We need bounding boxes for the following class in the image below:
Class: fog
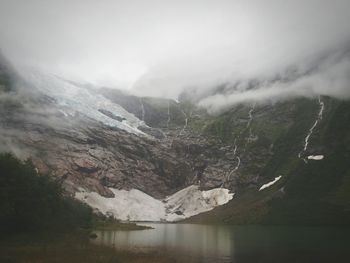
[0,0,350,112]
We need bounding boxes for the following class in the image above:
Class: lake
[92,223,350,263]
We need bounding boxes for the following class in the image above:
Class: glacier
[19,68,147,135]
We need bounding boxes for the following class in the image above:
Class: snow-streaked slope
[298,96,325,161]
[75,185,234,222]
[259,176,282,191]
[20,68,146,135]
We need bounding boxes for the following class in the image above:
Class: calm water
[92,223,350,263]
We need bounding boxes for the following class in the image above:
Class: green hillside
[187,97,350,225]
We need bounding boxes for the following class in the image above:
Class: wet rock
[89,233,98,239]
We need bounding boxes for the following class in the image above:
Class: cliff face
[1,55,349,224]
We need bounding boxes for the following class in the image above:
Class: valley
[1,53,350,226]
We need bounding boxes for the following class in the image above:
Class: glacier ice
[20,68,146,135]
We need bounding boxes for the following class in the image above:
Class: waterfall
[298,96,325,162]
[139,97,145,122]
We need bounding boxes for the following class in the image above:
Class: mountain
[1,54,349,224]
[187,96,350,225]
[0,57,238,221]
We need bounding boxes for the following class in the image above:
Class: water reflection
[93,224,233,258]
[92,224,350,263]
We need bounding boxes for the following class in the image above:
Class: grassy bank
[93,218,153,231]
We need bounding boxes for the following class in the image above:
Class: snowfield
[259,176,282,191]
[75,185,234,222]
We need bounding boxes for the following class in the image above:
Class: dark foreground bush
[0,153,93,234]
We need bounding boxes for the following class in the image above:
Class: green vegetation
[0,153,93,234]
[187,97,350,225]
[264,98,350,225]
[143,97,186,128]
[0,153,154,236]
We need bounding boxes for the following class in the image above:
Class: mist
[0,0,350,112]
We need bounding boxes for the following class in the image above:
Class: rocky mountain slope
[1,53,350,224]
[0,54,238,220]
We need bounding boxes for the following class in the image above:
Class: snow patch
[307,155,324,160]
[165,185,234,221]
[259,176,282,191]
[75,185,234,222]
[75,189,165,221]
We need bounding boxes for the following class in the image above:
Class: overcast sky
[0,0,350,110]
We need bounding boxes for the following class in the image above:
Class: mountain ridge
[1,54,349,224]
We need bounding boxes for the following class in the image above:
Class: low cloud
[198,49,350,113]
[0,0,349,112]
